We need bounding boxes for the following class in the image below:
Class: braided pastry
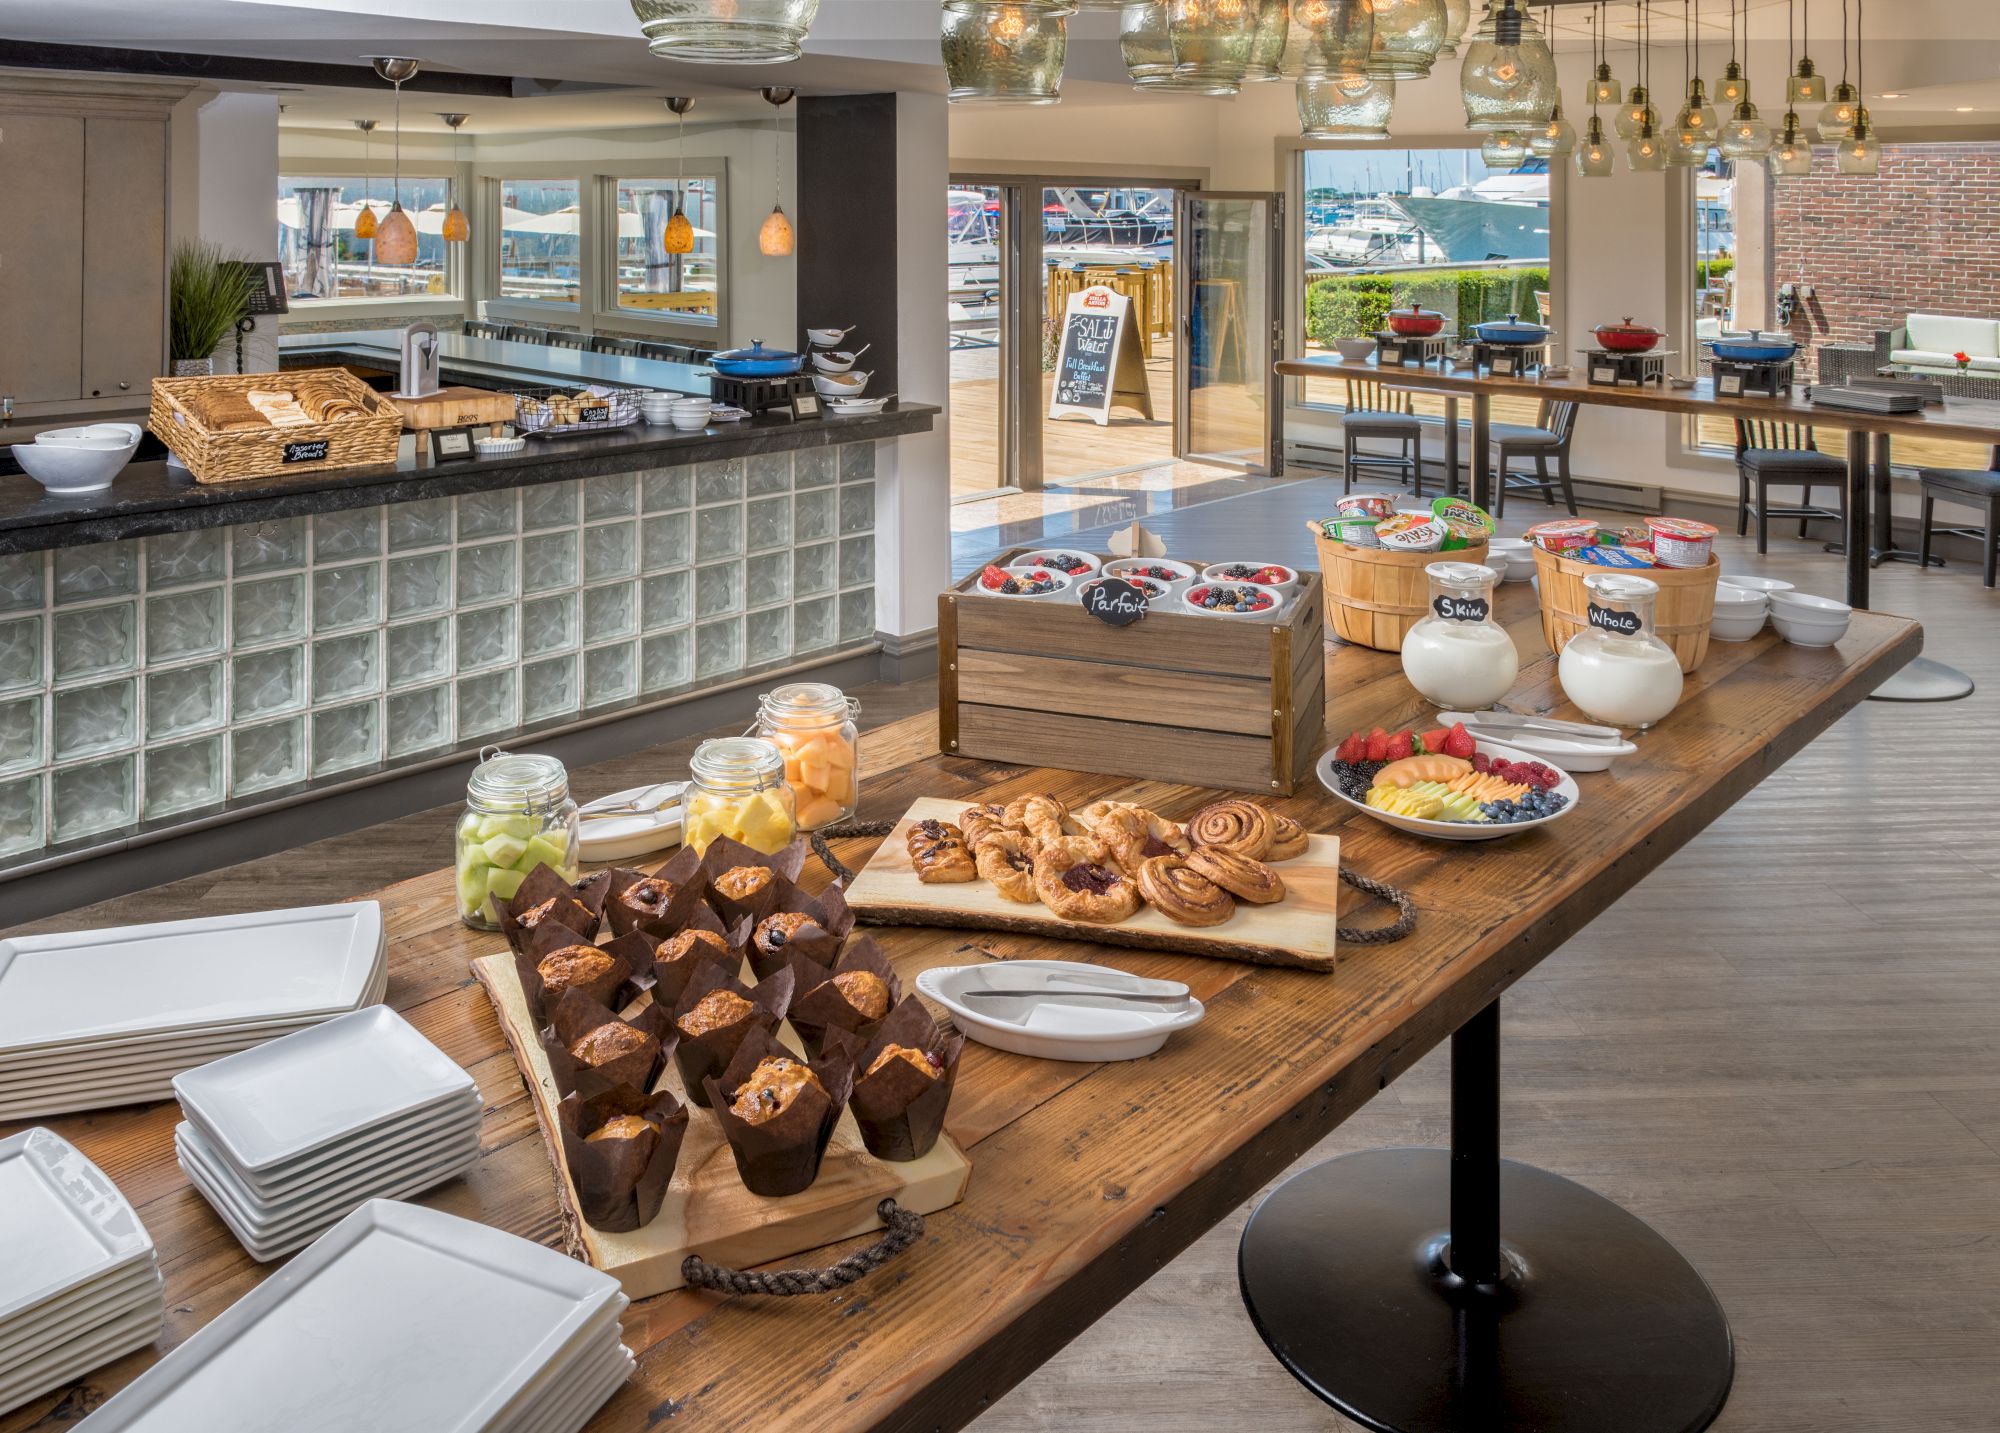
[1136,856,1237,927]
[1004,794,1069,847]
[1032,836,1140,924]
[1184,845,1286,904]
[908,818,976,883]
[973,831,1039,903]
[1186,799,1275,860]
[1267,814,1311,862]
[959,803,1009,852]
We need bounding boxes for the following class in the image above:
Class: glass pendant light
[367,58,420,268]
[1711,0,1747,105]
[1368,0,1448,81]
[1616,0,1656,138]
[1240,0,1293,81]
[351,121,379,240]
[1527,3,1573,157]
[943,1,1069,103]
[438,114,471,244]
[1787,0,1825,103]
[1720,100,1770,158]
[1460,0,1557,134]
[1772,114,1814,174]
[662,97,696,255]
[1629,118,1668,170]
[1297,71,1395,138]
[757,86,795,257]
[1169,0,1259,89]
[1122,0,1240,92]
[1834,0,1877,174]
[1574,8,1615,176]
[1815,0,1856,138]
[1481,130,1529,169]
[1676,0,1717,141]
[1279,0,1373,79]
[630,0,822,65]
[1437,0,1472,58]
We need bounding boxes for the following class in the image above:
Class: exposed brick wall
[1773,142,2000,365]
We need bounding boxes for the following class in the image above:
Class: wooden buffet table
[0,587,1919,1433]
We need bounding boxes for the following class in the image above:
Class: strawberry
[979,565,1009,591]
[1334,732,1363,764]
[1442,722,1476,760]
[1421,728,1450,754]
[1385,729,1414,761]
[1364,726,1390,763]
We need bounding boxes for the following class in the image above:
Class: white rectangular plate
[181,1091,482,1201]
[177,1123,479,1242]
[0,1266,161,1369]
[0,902,384,1054]
[0,1130,154,1324]
[79,1200,626,1431]
[174,1007,476,1173]
[0,1303,163,1414]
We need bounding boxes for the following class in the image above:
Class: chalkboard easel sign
[1048,285,1154,426]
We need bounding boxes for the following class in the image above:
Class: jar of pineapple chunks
[683,737,797,855]
[754,682,860,830]
[455,750,580,930]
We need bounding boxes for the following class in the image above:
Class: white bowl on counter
[1485,537,1537,582]
[11,424,142,494]
[1768,590,1852,647]
[1182,583,1284,619]
[1717,574,1796,598]
[809,349,867,374]
[823,396,891,416]
[811,371,871,399]
[1708,584,1769,642]
[1333,338,1377,362]
[806,326,855,348]
[984,570,1072,601]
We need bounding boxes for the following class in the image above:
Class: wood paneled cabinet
[0,78,186,412]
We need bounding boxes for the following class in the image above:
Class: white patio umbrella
[504,206,712,240]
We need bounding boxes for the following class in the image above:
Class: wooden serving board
[472,952,972,1299]
[385,386,517,431]
[844,798,1341,972]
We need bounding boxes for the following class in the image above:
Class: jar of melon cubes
[755,683,860,830]
[455,749,580,930]
[684,737,797,855]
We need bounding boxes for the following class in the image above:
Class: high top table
[0,590,1918,1433]
[1279,354,1985,701]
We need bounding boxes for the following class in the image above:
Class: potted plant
[168,240,256,377]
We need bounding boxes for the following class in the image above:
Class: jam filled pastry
[973,831,1039,903]
[1033,837,1140,923]
[1003,794,1069,847]
[1075,800,1189,875]
[1186,799,1276,861]
[1184,846,1287,904]
[1267,814,1311,862]
[1135,855,1238,927]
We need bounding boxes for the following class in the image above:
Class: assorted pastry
[915,792,1313,929]
[187,384,372,434]
[1329,722,1570,826]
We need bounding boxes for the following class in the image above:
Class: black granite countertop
[0,404,936,556]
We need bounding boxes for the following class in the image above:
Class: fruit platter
[1317,722,1579,842]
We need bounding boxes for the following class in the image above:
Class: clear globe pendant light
[1367,0,1448,81]
[1481,130,1529,169]
[1169,0,1259,89]
[1771,115,1814,175]
[1437,0,1472,58]
[1574,7,1615,176]
[1719,99,1772,158]
[630,0,822,64]
[1787,0,1825,102]
[1576,114,1616,176]
[1712,0,1748,105]
[1616,87,1658,139]
[1240,0,1293,81]
[1667,111,1707,166]
[1122,0,1240,92]
[1297,71,1395,138]
[943,1,1070,104]
[1674,0,1716,142]
[1818,81,1858,140]
[1628,118,1668,171]
[1459,0,1556,134]
[1838,106,1880,174]
[1531,97,1577,157]
[1279,0,1374,79]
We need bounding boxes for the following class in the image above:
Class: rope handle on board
[680,1199,923,1296]
[810,820,1416,946]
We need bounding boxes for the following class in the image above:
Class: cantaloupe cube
[824,772,854,805]
[796,794,842,829]
[823,739,854,775]
[800,759,831,794]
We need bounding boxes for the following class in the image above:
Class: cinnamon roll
[1135,855,1237,927]
[1267,814,1311,862]
[1186,799,1276,860]
[1184,846,1286,904]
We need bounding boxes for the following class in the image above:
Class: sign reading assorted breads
[1049,285,1154,426]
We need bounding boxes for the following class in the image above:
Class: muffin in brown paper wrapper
[836,997,963,1164]
[556,1086,689,1232]
[670,962,796,1109]
[700,1026,856,1198]
[639,906,753,1010]
[512,921,639,1024]
[540,990,676,1102]
[602,846,707,939]
[745,879,855,983]
[785,935,901,1059]
[492,862,607,954]
[699,836,809,930]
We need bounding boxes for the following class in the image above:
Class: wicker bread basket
[1308,520,1490,653]
[1532,546,1718,673]
[149,368,403,484]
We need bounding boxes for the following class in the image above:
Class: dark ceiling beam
[0,40,519,96]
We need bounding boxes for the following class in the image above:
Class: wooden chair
[1491,402,1581,518]
[1732,419,1847,554]
[544,332,589,351]
[590,335,640,357]
[463,319,505,339]
[1917,444,2000,588]
[1340,376,1426,495]
[502,324,549,344]
[636,340,697,363]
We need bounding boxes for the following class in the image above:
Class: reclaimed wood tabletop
[0,586,1919,1432]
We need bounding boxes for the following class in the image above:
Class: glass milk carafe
[1557,573,1685,729]
[1399,562,1520,709]
[683,736,797,855]
[755,682,861,831]
[455,750,581,930]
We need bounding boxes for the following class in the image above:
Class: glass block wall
[0,443,879,865]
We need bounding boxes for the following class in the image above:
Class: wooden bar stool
[1918,445,2000,588]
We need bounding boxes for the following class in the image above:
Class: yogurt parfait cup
[1200,561,1299,598]
[1013,548,1100,579]
[1647,517,1719,569]
[1102,557,1198,592]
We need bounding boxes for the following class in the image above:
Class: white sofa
[1880,313,2000,373]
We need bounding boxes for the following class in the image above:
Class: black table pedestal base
[1238,1003,1733,1433]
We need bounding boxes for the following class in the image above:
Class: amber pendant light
[664,97,696,254]
[351,120,379,239]
[758,86,796,258]
[367,57,421,267]
[439,114,471,243]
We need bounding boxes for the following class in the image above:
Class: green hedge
[1306,266,1551,345]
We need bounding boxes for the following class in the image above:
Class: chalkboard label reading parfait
[1587,602,1645,636]
[282,439,330,464]
[1083,577,1150,627]
[1432,594,1490,623]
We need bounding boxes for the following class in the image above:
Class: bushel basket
[1308,520,1489,653]
[1532,546,1718,672]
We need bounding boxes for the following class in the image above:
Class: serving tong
[1436,710,1627,745]
[957,967,1191,1015]
[577,781,685,820]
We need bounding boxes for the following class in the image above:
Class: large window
[610,178,719,324]
[498,179,582,304]
[277,175,452,302]
[1297,147,1552,425]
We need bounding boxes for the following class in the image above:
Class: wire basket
[512,384,647,436]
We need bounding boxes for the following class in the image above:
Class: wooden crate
[939,551,1326,796]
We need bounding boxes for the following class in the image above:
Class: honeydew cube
[487,866,529,901]
[475,813,537,843]
[520,833,571,874]
[456,864,494,917]
[480,832,530,870]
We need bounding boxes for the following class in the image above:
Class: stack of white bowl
[1767,589,1853,646]
[1709,582,1770,641]
[1485,537,1537,583]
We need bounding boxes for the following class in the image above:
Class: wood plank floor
[11,482,1998,1432]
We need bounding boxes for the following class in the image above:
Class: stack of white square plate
[172,1006,482,1262]
[78,1199,633,1433]
[0,903,386,1122]
[0,1129,165,1418]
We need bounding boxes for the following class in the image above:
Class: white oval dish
[11,424,141,494]
[1317,737,1581,841]
[576,784,684,863]
[916,960,1205,1062]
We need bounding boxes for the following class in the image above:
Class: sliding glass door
[1177,191,1285,475]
